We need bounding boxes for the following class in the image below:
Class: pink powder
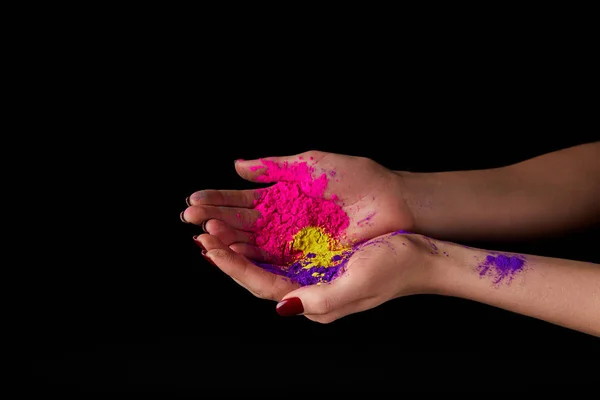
[251,159,328,198]
[250,159,349,265]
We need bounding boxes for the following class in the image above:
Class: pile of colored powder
[248,159,353,285]
[477,253,526,285]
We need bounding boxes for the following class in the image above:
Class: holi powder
[477,253,527,285]
[248,159,354,286]
[357,212,376,227]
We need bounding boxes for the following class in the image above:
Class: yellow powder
[291,226,348,269]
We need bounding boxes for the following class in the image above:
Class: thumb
[234,151,323,183]
[275,278,356,322]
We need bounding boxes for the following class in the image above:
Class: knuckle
[304,150,325,159]
[356,156,376,167]
[191,190,210,203]
[241,210,252,225]
[314,297,334,315]
[241,210,257,230]
[212,248,235,264]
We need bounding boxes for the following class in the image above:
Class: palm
[302,152,413,244]
[265,231,418,300]
[184,150,414,263]
[195,230,430,323]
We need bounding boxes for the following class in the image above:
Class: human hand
[183,151,413,263]
[194,230,438,323]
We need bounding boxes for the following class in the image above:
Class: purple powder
[251,229,411,286]
[252,248,355,286]
[252,261,288,276]
[253,258,348,286]
[477,253,526,285]
[391,230,410,235]
[357,212,376,227]
[423,237,438,252]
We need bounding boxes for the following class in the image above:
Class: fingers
[196,234,297,301]
[203,220,267,262]
[228,242,268,262]
[234,151,327,183]
[203,219,254,246]
[188,189,263,208]
[182,205,260,231]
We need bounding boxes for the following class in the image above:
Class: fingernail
[234,159,244,163]
[201,250,216,266]
[201,220,209,233]
[185,196,191,206]
[193,236,206,251]
[180,211,188,223]
[276,297,304,316]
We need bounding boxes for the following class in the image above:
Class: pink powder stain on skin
[254,159,329,198]
[250,159,349,265]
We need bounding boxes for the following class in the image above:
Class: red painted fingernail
[185,196,191,206]
[201,250,216,266]
[276,297,304,316]
[193,236,206,251]
[180,211,188,223]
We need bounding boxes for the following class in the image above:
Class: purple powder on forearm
[477,253,527,285]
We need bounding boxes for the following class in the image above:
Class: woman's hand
[195,231,436,324]
[196,230,600,335]
[183,150,413,262]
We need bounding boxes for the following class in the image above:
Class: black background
[26,27,599,394]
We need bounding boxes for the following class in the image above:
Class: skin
[399,141,600,241]
[183,151,412,261]
[183,142,600,335]
[183,143,600,254]
[183,151,414,256]
[197,232,600,336]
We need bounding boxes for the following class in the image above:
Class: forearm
[428,240,600,337]
[398,142,600,241]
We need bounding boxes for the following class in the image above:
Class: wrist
[420,239,480,296]
[393,234,471,296]
[393,170,433,234]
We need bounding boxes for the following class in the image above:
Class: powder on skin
[477,253,526,285]
[284,229,413,286]
[291,226,348,268]
[248,159,352,285]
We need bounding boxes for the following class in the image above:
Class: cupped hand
[195,231,438,323]
[182,150,414,262]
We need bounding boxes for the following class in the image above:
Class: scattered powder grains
[477,253,526,285]
[240,157,532,289]
[249,159,353,286]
